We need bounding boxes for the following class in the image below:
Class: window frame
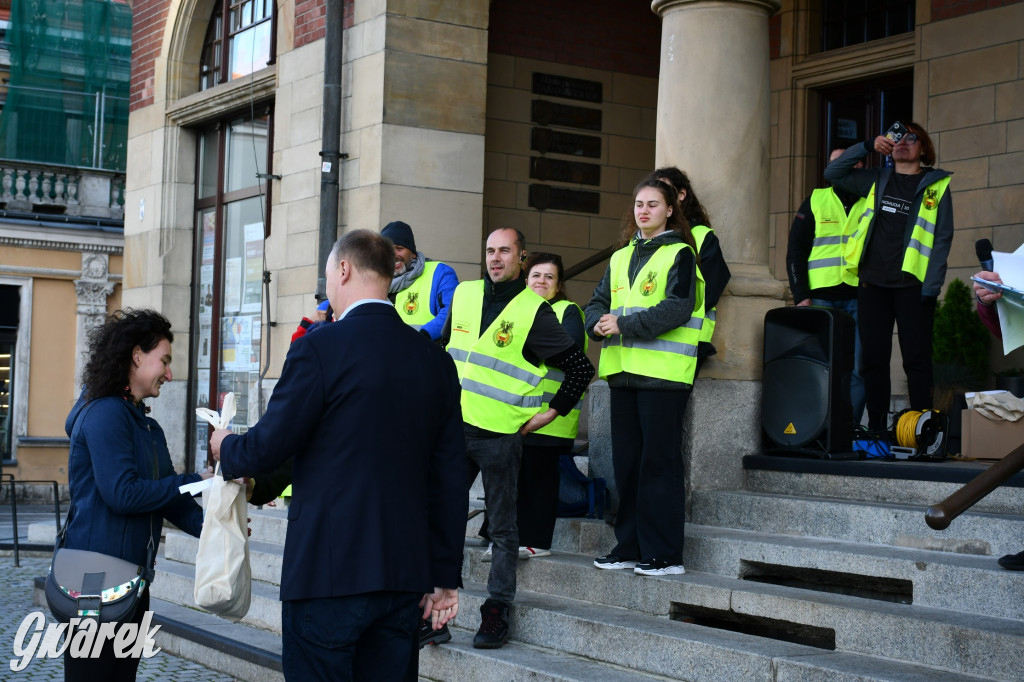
[0,276,32,466]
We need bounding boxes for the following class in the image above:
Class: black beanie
[381,221,416,252]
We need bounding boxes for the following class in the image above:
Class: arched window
[199,0,275,90]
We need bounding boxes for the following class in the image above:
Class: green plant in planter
[933,278,991,409]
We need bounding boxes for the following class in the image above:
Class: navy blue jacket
[220,302,467,601]
[64,393,204,572]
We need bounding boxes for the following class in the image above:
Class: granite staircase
[121,459,1024,680]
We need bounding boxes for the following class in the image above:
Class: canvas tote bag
[194,461,251,621]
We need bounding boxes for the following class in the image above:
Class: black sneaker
[472,598,509,649]
[418,618,452,648]
[998,550,1024,571]
[634,557,685,576]
[594,554,637,570]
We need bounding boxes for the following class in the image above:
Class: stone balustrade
[0,161,125,220]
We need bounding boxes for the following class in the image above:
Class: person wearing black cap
[382,220,459,342]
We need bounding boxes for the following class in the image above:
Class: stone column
[74,253,116,395]
[591,0,788,510]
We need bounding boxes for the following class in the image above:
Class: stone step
[684,524,1024,621]
[451,583,997,682]
[691,489,1024,557]
[151,554,283,633]
[165,532,284,586]
[465,549,1024,680]
[744,457,1024,514]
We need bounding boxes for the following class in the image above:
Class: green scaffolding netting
[0,0,132,171]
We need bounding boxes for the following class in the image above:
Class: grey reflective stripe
[618,336,698,357]
[619,306,704,331]
[409,323,424,330]
[908,239,932,257]
[465,353,544,387]
[914,215,936,236]
[448,347,469,363]
[859,207,874,222]
[812,236,843,247]
[461,379,544,408]
[808,257,843,270]
[706,309,716,322]
[541,392,583,410]
[610,306,625,316]
[544,369,565,382]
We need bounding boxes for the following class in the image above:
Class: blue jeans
[282,591,421,682]
[812,298,865,424]
[466,431,522,604]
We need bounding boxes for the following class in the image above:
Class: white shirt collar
[335,298,392,321]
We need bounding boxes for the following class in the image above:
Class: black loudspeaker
[762,306,854,458]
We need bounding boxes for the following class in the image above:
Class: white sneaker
[482,543,532,561]
[521,546,551,558]
[634,558,685,576]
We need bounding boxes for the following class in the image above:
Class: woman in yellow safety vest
[512,252,587,558]
[585,179,705,577]
[824,123,953,430]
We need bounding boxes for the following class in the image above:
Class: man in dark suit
[210,230,467,681]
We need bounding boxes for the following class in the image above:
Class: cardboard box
[961,409,1024,460]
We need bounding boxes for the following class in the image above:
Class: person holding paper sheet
[825,122,954,430]
[63,309,212,681]
[972,271,1024,571]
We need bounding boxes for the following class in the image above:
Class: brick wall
[932,0,1022,22]
[131,0,169,110]
[488,0,660,79]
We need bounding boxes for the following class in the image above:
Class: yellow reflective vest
[395,261,441,331]
[807,188,863,290]
[843,176,951,285]
[690,224,717,345]
[534,300,587,440]
[598,240,705,386]
[447,281,547,433]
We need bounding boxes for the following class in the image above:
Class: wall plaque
[531,100,602,131]
[530,157,600,186]
[528,184,600,214]
[531,128,601,158]
[532,73,603,103]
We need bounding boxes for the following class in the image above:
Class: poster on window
[199,264,214,314]
[198,313,212,370]
[224,257,242,312]
[242,222,264,313]
[221,316,253,371]
[202,213,216,265]
[248,372,262,426]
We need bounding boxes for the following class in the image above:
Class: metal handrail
[563,243,617,282]
[1,473,62,567]
[925,443,1024,530]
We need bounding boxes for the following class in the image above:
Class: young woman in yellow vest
[585,179,705,577]
[650,167,731,376]
[512,252,588,558]
[824,123,953,430]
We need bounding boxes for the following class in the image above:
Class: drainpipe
[317,0,345,301]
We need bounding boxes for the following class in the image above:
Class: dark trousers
[465,432,522,604]
[609,387,690,564]
[858,283,935,429]
[281,591,421,682]
[64,588,149,682]
[516,443,571,549]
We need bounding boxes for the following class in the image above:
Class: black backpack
[556,454,606,519]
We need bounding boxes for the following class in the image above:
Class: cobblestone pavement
[0,556,236,681]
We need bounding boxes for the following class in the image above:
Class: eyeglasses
[898,133,919,145]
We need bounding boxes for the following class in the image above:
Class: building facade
[106,0,1024,481]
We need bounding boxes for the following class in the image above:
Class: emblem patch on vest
[640,270,658,296]
[403,292,419,316]
[923,188,938,211]
[493,320,514,347]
